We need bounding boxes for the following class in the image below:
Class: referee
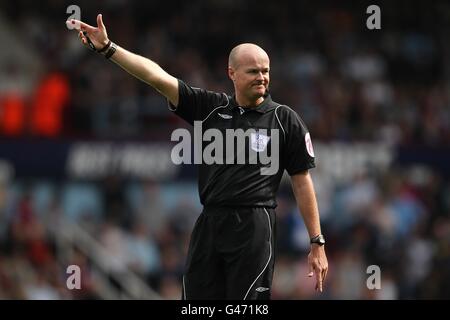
[70,14,328,300]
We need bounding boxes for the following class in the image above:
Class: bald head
[227,43,270,107]
[228,43,269,70]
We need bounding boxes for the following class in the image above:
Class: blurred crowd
[0,0,449,144]
[1,165,449,299]
[0,0,449,299]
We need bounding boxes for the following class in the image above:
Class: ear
[228,67,235,81]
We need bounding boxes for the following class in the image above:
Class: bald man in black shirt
[70,14,328,300]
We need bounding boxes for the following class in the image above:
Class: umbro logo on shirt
[255,287,270,292]
[218,113,233,119]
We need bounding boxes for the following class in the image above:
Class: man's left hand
[307,245,328,292]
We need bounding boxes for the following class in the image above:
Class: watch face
[311,235,325,245]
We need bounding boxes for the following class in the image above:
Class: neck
[235,94,265,108]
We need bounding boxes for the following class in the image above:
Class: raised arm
[67,14,179,106]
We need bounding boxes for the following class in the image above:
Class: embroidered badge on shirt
[251,131,271,152]
[305,132,315,157]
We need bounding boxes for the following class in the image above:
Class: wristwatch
[310,234,325,246]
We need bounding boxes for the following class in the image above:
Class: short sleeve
[168,79,226,126]
[281,107,316,175]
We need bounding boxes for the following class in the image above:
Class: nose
[256,72,264,81]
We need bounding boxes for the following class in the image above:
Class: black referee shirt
[169,79,315,208]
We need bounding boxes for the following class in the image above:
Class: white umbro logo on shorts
[218,113,233,119]
[255,287,270,292]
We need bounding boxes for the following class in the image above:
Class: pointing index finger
[315,267,323,292]
[66,19,96,33]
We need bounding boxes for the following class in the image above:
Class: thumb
[308,264,314,277]
[97,14,105,30]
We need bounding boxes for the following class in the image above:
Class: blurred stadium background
[0,0,449,299]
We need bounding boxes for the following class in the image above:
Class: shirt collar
[230,91,277,114]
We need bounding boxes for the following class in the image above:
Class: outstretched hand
[67,14,109,50]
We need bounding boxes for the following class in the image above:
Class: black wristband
[104,42,117,59]
[97,40,111,53]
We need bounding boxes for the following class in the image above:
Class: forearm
[291,171,322,238]
[72,16,179,105]
[111,46,162,87]
[109,45,178,104]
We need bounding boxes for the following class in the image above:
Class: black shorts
[182,206,276,300]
